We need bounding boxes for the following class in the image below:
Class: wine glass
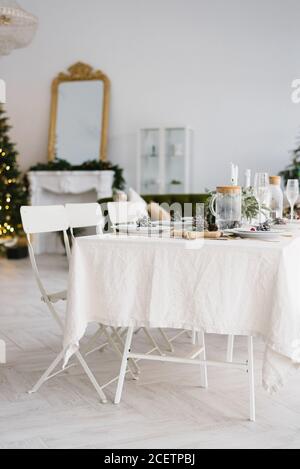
[286,179,299,221]
[254,172,270,224]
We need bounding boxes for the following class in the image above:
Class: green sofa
[99,193,210,217]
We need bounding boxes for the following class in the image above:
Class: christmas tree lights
[0,104,27,240]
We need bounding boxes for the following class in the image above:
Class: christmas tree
[0,104,27,241]
[279,135,300,183]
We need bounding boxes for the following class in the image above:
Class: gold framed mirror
[48,62,110,163]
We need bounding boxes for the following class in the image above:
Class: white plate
[270,224,289,231]
[152,220,172,227]
[172,221,193,228]
[152,220,193,228]
[284,221,300,231]
[117,224,169,234]
[229,229,282,239]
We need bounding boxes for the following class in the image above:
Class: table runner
[64,234,300,393]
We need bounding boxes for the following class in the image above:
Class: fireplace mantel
[28,170,114,254]
[28,170,114,203]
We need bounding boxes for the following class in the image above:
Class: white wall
[1,0,300,192]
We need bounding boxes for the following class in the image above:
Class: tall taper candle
[244,169,251,188]
[231,163,235,185]
[235,165,239,185]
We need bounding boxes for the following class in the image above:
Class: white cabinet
[137,127,193,195]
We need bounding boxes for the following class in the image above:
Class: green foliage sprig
[29,158,126,191]
[279,138,300,184]
[205,187,267,223]
[242,187,260,220]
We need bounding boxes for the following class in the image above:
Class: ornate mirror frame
[48,62,110,162]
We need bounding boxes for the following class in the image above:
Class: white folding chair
[108,202,205,353]
[65,203,140,377]
[65,202,104,238]
[115,328,255,421]
[65,202,105,354]
[21,205,107,403]
[107,201,169,355]
[107,201,148,233]
[106,202,204,358]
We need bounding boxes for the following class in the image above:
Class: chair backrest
[65,203,104,235]
[107,202,148,226]
[20,206,70,321]
[21,205,68,234]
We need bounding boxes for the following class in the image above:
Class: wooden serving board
[172,230,222,240]
[204,231,222,239]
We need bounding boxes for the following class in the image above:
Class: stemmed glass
[254,172,270,224]
[286,179,299,221]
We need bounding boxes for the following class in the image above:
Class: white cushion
[148,202,171,221]
[113,191,128,202]
[128,188,147,207]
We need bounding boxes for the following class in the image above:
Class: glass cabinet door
[165,128,187,194]
[139,129,160,194]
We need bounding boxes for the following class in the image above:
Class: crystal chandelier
[0,0,38,56]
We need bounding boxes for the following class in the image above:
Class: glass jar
[269,176,283,220]
[210,186,242,230]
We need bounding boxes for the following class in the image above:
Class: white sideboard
[28,170,114,254]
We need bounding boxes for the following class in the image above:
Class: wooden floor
[0,254,300,449]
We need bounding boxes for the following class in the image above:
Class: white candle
[244,169,251,188]
[230,163,235,185]
[235,165,239,185]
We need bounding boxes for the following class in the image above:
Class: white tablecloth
[64,234,300,393]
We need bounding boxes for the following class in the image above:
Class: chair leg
[29,350,65,394]
[92,327,125,356]
[114,327,134,404]
[142,328,164,356]
[227,335,235,362]
[102,327,138,380]
[75,351,107,404]
[192,330,197,345]
[198,330,208,389]
[158,328,174,352]
[29,348,107,404]
[83,326,106,356]
[111,327,140,375]
[247,336,256,422]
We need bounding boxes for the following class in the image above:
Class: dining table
[63,231,300,400]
